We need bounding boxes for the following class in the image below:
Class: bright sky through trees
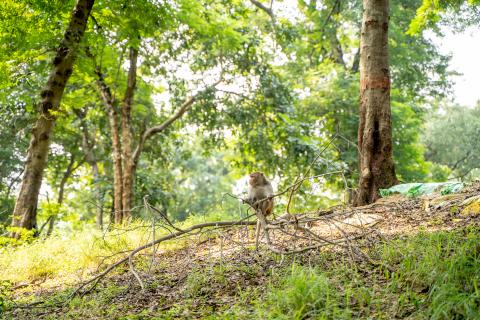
[430,27,480,106]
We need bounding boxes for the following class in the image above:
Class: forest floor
[4,182,480,319]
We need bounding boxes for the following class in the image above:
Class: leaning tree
[11,0,95,232]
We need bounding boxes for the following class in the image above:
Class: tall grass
[0,210,246,286]
[0,224,151,285]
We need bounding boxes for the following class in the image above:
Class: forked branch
[132,77,223,166]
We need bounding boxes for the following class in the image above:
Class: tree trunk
[93,45,218,225]
[109,202,115,227]
[351,47,360,73]
[355,0,397,206]
[95,68,124,224]
[91,162,104,230]
[121,47,138,222]
[47,154,77,236]
[94,47,138,224]
[328,1,345,66]
[11,0,95,232]
[76,108,104,230]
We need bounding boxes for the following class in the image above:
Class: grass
[253,265,351,319]
[2,223,480,319]
[0,224,150,286]
[222,227,480,319]
[0,210,244,287]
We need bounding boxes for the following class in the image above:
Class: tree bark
[47,154,77,236]
[76,108,104,230]
[355,0,397,206]
[91,162,104,229]
[92,47,220,225]
[328,1,345,66]
[121,47,138,222]
[94,47,138,224]
[11,0,95,232]
[351,47,360,73]
[95,68,124,224]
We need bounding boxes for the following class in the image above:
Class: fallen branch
[71,219,256,298]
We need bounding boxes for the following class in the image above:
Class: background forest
[1,0,480,319]
[1,0,478,233]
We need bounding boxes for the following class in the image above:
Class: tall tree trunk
[351,47,360,73]
[95,69,124,224]
[328,1,345,66]
[91,162,104,229]
[47,154,77,236]
[355,0,397,206]
[11,0,95,232]
[76,108,104,230]
[93,45,219,226]
[121,47,138,222]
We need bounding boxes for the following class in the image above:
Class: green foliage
[0,226,36,246]
[390,0,452,98]
[408,0,480,34]
[0,0,470,235]
[1,1,479,318]
[0,0,73,89]
[391,97,430,182]
[423,104,480,180]
[0,280,12,314]
[272,0,452,187]
[0,104,31,224]
[135,140,246,222]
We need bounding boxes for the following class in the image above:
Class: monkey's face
[249,172,266,187]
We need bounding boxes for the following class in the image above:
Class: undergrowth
[2,226,480,319]
[0,211,242,287]
[224,227,480,320]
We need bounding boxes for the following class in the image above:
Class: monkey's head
[249,171,268,187]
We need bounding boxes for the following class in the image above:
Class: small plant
[184,269,209,298]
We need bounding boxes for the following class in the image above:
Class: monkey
[247,172,274,249]
[248,171,274,216]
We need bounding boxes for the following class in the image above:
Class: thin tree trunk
[47,154,77,236]
[93,46,219,226]
[351,47,360,73]
[95,68,124,224]
[11,0,95,233]
[329,34,345,66]
[355,0,397,206]
[109,202,115,228]
[328,1,345,66]
[91,162,104,229]
[76,108,104,230]
[121,47,138,222]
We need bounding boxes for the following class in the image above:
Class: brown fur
[248,172,274,216]
[248,172,274,249]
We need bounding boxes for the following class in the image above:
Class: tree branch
[132,78,222,166]
[71,219,256,297]
[250,0,274,19]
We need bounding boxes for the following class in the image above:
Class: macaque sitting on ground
[247,172,274,249]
